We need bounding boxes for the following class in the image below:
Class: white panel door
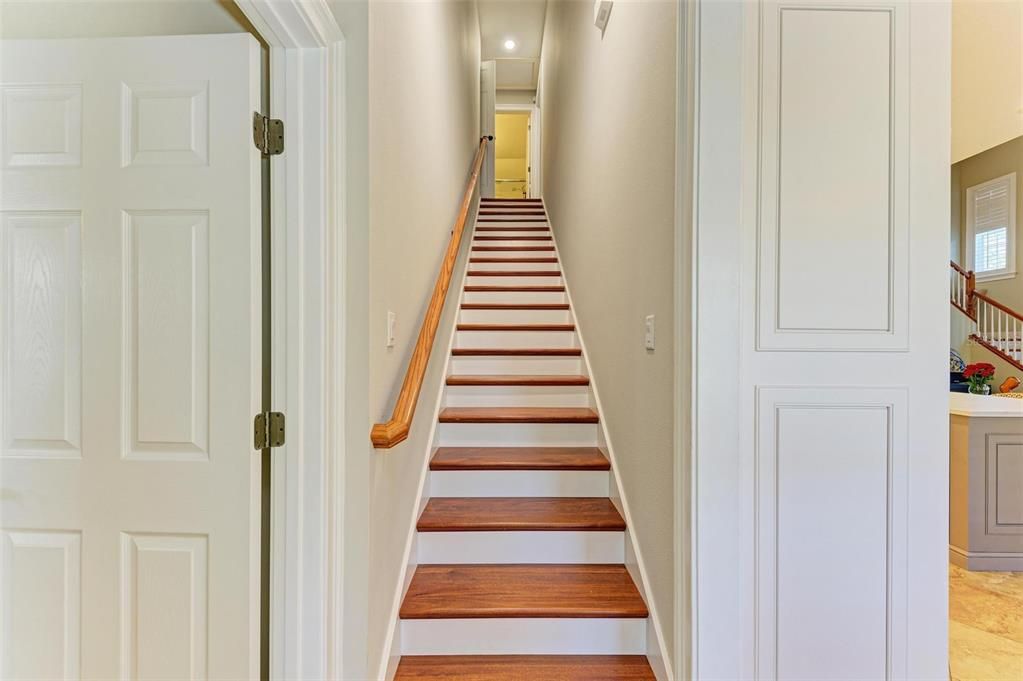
[0,35,261,680]
[694,1,949,679]
[481,60,497,198]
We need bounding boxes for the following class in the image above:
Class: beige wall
[952,0,1023,162]
[538,0,677,669]
[953,135,1023,384]
[364,1,481,676]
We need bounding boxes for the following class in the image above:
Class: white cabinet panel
[756,387,907,681]
[757,3,909,350]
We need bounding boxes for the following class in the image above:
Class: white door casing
[0,34,261,680]
[692,1,950,679]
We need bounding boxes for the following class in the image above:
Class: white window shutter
[967,172,1017,279]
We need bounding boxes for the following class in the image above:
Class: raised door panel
[1,212,82,459]
[120,534,208,681]
[1,530,82,680]
[0,84,82,168]
[122,210,209,461]
[757,2,909,350]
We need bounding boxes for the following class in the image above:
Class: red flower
[964,363,996,379]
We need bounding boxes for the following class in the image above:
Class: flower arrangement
[963,362,996,395]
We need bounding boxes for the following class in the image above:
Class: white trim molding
[234,1,348,678]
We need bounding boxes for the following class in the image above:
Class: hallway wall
[538,0,678,671]
[365,1,482,676]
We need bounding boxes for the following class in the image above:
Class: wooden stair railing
[371,136,491,448]
[950,261,1023,372]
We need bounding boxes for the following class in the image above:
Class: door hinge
[254,411,286,449]
[253,112,284,156]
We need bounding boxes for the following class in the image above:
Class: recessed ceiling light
[503,39,517,51]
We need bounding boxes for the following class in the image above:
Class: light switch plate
[594,0,613,32]
[644,314,655,351]
[386,311,396,348]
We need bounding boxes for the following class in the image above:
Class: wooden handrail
[370,137,490,448]
[950,259,970,276]
[973,290,1023,321]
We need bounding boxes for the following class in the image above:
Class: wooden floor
[394,655,656,680]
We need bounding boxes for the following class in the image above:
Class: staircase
[950,261,1023,371]
[393,197,657,679]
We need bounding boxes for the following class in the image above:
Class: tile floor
[950,564,1023,681]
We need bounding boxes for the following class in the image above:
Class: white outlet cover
[644,314,655,351]
[386,311,396,348]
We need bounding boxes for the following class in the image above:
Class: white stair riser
[470,250,556,259]
[469,261,560,271]
[444,385,591,408]
[400,618,647,655]
[417,531,625,564]
[449,356,585,374]
[473,240,554,248]
[467,276,562,287]
[462,291,567,305]
[454,331,577,348]
[476,221,550,228]
[459,308,572,324]
[473,231,551,239]
[429,469,608,496]
[437,422,598,447]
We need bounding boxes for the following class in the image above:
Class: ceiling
[478,0,547,90]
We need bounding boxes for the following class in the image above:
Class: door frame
[674,0,698,679]
[495,102,541,198]
[233,1,347,678]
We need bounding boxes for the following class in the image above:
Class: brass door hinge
[253,113,284,156]
[254,411,286,450]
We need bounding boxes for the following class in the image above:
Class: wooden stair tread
[461,303,569,310]
[472,246,555,251]
[457,323,575,331]
[431,446,610,471]
[439,407,598,423]
[475,236,553,241]
[446,374,589,386]
[464,285,565,292]
[418,498,625,532]
[476,226,550,231]
[394,655,655,680]
[478,217,549,222]
[399,564,647,619]
[470,257,559,263]
[478,211,547,215]
[451,348,581,356]
[467,270,561,276]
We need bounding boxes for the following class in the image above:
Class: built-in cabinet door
[0,34,261,680]
[695,1,949,679]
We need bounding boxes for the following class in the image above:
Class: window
[966,172,1017,281]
